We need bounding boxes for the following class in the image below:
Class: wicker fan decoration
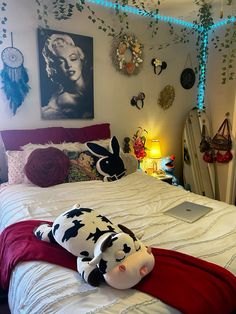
[158,85,175,110]
[1,32,30,115]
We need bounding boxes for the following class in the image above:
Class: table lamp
[147,139,163,175]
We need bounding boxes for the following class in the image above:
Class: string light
[211,16,236,29]
[86,0,236,110]
[86,0,200,29]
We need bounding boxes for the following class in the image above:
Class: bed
[0,123,236,314]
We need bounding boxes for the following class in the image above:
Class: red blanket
[1,220,236,314]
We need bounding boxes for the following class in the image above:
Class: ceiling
[127,0,236,23]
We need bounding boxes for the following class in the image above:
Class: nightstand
[150,173,173,185]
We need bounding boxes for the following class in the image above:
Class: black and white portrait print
[38,28,94,120]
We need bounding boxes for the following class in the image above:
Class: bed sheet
[1,172,236,314]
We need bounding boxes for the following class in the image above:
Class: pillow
[1,127,66,150]
[65,123,110,143]
[6,151,26,184]
[5,139,111,185]
[86,136,126,181]
[120,152,138,175]
[0,124,110,150]
[24,147,70,187]
[64,150,103,182]
[21,139,111,154]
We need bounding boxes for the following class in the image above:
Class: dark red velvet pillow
[24,147,70,187]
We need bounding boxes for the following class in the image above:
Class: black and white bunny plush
[86,136,126,181]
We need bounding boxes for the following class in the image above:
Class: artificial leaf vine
[0,0,235,87]
[0,1,7,45]
[211,22,236,84]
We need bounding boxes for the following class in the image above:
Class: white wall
[0,0,198,182]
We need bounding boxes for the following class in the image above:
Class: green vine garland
[1,0,235,85]
[211,22,236,84]
[0,2,7,45]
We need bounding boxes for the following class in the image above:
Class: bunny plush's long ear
[109,136,120,155]
[86,142,111,158]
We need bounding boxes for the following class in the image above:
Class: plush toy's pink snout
[104,245,155,290]
[119,264,148,277]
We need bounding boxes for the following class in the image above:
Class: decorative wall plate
[112,33,143,76]
[180,68,196,89]
[158,85,175,110]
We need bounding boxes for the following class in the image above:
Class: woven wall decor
[158,85,175,110]
[111,33,143,76]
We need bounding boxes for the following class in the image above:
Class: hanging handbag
[199,124,210,153]
[210,118,232,151]
[203,149,216,163]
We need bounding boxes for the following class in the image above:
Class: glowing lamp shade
[149,140,162,159]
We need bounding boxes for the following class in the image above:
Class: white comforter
[1,172,236,314]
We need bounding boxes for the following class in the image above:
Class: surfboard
[182,107,216,199]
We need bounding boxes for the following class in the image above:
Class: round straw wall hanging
[158,85,175,110]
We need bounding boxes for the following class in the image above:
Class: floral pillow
[64,150,103,182]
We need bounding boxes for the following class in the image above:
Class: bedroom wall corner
[0,0,199,182]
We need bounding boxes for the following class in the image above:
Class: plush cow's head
[88,226,155,289]
[104,243,155,289]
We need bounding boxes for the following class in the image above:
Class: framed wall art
[37,28,94,120]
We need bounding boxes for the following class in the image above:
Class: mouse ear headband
[151,58,167,75]
[130,92,145,110]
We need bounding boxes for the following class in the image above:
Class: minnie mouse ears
[151,58,167,75]
[130,92,145,110]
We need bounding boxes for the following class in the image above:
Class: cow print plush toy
[34,204,155,289]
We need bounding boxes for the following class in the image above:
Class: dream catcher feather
[1,32,30,115]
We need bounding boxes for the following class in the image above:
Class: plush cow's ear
[118,224,136,241]
[100,234,113,252]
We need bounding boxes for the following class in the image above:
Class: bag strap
[201,124,206,139]
[213,118,231,140]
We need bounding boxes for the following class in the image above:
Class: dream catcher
[1,32,30,115]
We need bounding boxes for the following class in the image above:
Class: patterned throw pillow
[6,151,26,184]
[64,150,102,182]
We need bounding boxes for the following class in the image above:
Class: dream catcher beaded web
[1,32,30,115]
